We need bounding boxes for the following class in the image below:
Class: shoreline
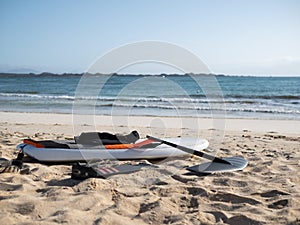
[1,111,299,135]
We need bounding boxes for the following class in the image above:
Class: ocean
[0,73,299,119]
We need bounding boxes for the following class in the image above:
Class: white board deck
[17,138,209,162]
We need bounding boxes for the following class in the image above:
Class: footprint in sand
[226,215,261,225]
[171,174,195,183]
[212,178,248,188]
[138,201,160,214]
[0,195,19,201]
[186,186,208,197]
[209,192,261,205]
[15,202,35,215]
[205,211,227,223]
[258,190,289,198]
[253,190,290,210]
[205,212,261,225]
[268,199,289,209]
[0,182,23,191]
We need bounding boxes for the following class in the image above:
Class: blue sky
[0,0,299,75]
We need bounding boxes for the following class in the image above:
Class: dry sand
[0,112,299,225]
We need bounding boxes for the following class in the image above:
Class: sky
[0,0,299,75]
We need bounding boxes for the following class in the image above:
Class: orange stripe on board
[105,144,134,149]
[23,139,44,148]
[105,139,156,149]
[133,139,155,147]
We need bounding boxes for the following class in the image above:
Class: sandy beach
[0,112,299,225]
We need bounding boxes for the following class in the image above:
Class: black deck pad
[74,130,140,145]
[24,130,141,149]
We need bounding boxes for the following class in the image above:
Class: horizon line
[0,72,299,77]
